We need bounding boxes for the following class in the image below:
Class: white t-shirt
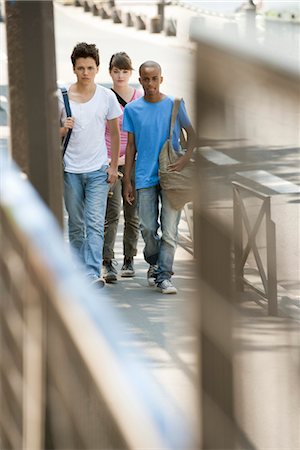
[58,84,122,173]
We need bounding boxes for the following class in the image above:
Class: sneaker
[120,256,135,277]
[147,264,157,287]
[156,279,177,294]
[90,277,105,289]
[102,259,118,283]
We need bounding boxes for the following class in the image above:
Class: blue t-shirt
[123,96,191,190]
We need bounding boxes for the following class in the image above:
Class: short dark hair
[71,42,100,67]
[139,60,161,76]
[109,52,133,71]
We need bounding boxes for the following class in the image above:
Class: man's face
[73,57,99,84]
[139,66,163,98]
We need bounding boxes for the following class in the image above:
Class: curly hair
[71,42,100,67]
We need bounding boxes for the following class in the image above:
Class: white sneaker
[157,279,177,294]
[147,264,157,286]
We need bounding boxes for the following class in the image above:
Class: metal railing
[0,158,196,449]
[233,181,278,316]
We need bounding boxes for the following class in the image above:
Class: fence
[0,157,195,449]
[233,181,278,316]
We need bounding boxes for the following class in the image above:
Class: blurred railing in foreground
[0,156,196,449]
[191,14,299,450]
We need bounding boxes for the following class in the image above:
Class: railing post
[266,200,278,316]
[195,212,236,449]
[233,185,244,293]
[232,182,278,315]
[5,0,63,227]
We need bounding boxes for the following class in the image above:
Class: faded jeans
[137,184,181,284]
[64,167,109,279]
[103,164,139,260]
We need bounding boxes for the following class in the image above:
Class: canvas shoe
[120,256,135,277]
[102,259,118,283]
[156,279,177,294]
[147,264,157,286]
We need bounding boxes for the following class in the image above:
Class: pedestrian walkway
[63,205,200,424]
[96,209,300,450]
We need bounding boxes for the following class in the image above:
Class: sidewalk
[100,210,300,450]
[65,207,200,427]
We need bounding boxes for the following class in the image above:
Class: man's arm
[124,132,136,205]
[106,118,120,184]
[168,124,197,172]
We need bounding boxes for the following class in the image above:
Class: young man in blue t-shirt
[123,60,196,294]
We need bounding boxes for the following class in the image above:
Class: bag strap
[61,87,72,157]
[111,88,127,108]
[169,98,182,140]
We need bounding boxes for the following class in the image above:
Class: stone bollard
[149,15,161,33]
[83,1,90,12]
[164,18,177,36]
[99,6,110,19]
[124,11,134,27]
[92,3,99,16]
[135,15,146,30]
[112,8,122,24]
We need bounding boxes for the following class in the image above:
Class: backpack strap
[60,87,72,158]
[111,88,127,108]
[169,98,182,140]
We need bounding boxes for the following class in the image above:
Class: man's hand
[167,153,189,172]
[64,117,74,131]
[106,166,118,185]
[124,180,135,205]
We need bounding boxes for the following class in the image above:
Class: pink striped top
[105,88,142,159]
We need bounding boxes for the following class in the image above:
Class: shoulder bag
[159,98,195,210]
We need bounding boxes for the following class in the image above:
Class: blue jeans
[64,168,110,279]
[137,185,181,284]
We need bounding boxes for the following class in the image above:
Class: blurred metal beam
[195,211,236,449]
[5,0,63,226]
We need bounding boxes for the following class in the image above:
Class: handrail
[0,158,196,449]
[232,181,278,315]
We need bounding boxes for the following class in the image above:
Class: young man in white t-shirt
[59,42,122,288]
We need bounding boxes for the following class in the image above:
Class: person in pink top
[103,52,142,282]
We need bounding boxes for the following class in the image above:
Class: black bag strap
[61,87,72,157]
[111,88,127,108]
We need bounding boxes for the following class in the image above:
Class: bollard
[135,15,146,30]
[149,16,161,33]
[164,18,177,36]
[99,7,110,19]
[124,11,133,27]
[92,4,99,16]
[83,0,90,12]
[112,9,122,24]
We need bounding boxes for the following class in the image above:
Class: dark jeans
[103,164,140,260]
